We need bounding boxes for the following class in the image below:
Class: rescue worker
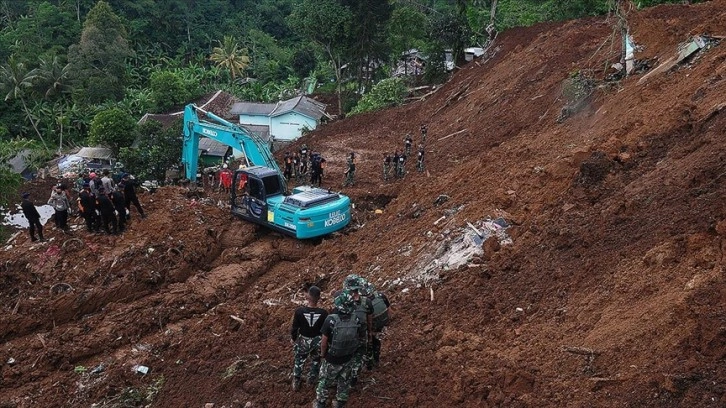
[292,152,301,179]
[397,153,406,178]
[382,153,392,181]
[283,152,293,180]
[420,123,428,144]
[77,182,98,232]
[343,275,373,386]
[89,172,102,196]
[122,174,146,220]
[48,184,71,231]
[310,153,325,187]
[343,152,356,187]
[101,169,115,193]
[417,145,425,172]
[291,286,329,391]
[219,164,233,193]
[362,281,391,369]
[404,134,413,156]
[393,150,401,177]
[96,187,117,235]
[299,145,309,180]
[20,192,44,242]
[111,185,127,233]
[313,290,363,408]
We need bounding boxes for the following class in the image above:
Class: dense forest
[0,0,696,205]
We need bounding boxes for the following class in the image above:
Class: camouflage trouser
[315,359,353,403]
[344,169,355,186]
[292,336,322,380]
[350,342,367,379]
[397,164,405,178]
[383,164,390,181]
[417,159,424,172]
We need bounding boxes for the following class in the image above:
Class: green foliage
[118,119,182,181]
[350,77,407,115]
[0,139,31,207]
[88,108,137,154]
[291,46,317,80]
[150,71,188,112]
[387,6,428,63]
[210,36,250,81]
[68,1,132,105]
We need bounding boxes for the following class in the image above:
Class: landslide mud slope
[2,1,726,407]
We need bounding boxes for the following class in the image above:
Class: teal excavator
[181,104,350,239]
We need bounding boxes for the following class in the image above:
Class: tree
[291,46,317,80]
[387,6,428,71]
[150,71,188,112]
[68,1,132,104]
[36,55,73,99]
[210,36,251,81]
[88,108,137,154]
[289,0,353,116]
[118,119,182,181]
[0,56,47,149]
[341,0,392,91]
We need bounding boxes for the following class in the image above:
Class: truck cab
[231,166,351,238]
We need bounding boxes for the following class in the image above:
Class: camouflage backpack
[328,314,360,358]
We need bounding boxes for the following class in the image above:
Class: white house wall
[239,112,319,142]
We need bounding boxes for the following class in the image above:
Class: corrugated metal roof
[77,147,114,159]
[198,137,231,157]
[229,102,277,116]
[269,96,326,120]
[241,124,271,142]
[230,96,327,121]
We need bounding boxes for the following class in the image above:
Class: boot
[292,377,301,391]
[332,400,346,408]
[350,376,358,386]
[312,400,326,408]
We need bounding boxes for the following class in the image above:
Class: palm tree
[209,36,250,81]
[36,56,72,98]
[0,56,47,149]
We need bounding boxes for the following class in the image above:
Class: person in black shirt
[313,290,363,408]
[20,192,44,242]
[96,187,117,235]
[290,286,328,391]
[122,174,146,220]
[111,186,127,233]
[77,183,98,232]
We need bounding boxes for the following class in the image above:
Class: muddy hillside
[3,1,726,407]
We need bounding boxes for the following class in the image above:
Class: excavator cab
[231,166,284,224]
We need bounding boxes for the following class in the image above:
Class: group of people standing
[19,170,146,242]
[382,123,428,181]
[77,170,145,235]
[283,144,327,187]
[291,274,391,408]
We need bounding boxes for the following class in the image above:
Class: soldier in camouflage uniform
[416,145,425,172]
[382,153,391,181]
[361,281,391,369]
[291,286,328,391]
[343,275,373,386]
[313,289,363,408]
[343,152,356,187]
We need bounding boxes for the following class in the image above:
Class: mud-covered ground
[2,1,726,407]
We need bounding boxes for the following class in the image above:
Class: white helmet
[238,164,245,170]
[222,164,228,169]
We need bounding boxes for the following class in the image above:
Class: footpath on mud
[2,1,726,406]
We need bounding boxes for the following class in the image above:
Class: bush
[88,108,137,154]
[349,77,407,115]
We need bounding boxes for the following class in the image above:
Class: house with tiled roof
[229,95,329,143]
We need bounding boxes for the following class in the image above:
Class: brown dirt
[3,1,726,407]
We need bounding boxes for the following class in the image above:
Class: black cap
[308,286,321,300]
[22,192,30,199]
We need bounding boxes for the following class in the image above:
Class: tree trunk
[20,97,47,149]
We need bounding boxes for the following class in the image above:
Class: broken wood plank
[438,129,468,141]
[467,222,483,238]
